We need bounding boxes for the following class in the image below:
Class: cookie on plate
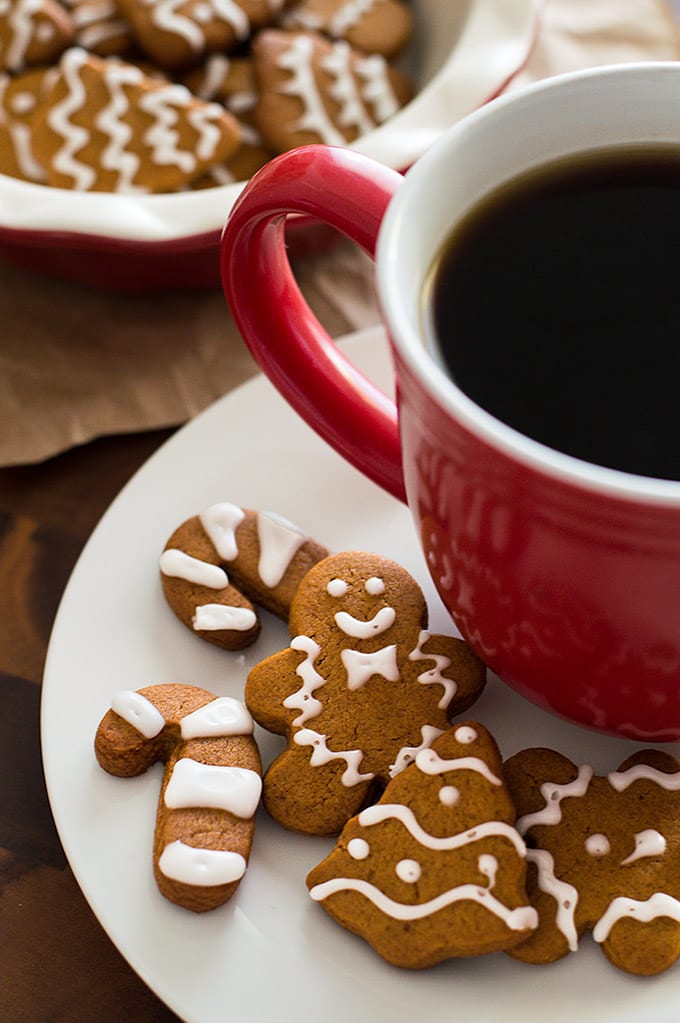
[160,502,329,650]
[95,683,262,913]
[307,723,537,967]
[0,0,74,72]
[504,746,680,975]
[245,550,486,835]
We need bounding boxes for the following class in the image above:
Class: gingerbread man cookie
[0,66,56,180]
[245,550,486,835]
[252,29,413,153]
[31,47,242,191]
[504,746,680,975]
[95,683,262,913]
[307,722,537,967]
[160,502,329,650]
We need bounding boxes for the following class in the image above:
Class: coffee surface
[425,147,680,480]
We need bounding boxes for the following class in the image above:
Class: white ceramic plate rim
[0,0,540,243]
[42,326,680,1023]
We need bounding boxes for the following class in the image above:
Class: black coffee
[424,147,680,480]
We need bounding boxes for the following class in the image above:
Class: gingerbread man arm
[95,683,262,913]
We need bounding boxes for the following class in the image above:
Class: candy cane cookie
[504,746,680,975]
[160,502,329,651]
[95,683,262,912]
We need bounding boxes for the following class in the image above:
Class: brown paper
[1,0,679,467]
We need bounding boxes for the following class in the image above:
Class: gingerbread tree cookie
[504,746,680,975]
[245,551,486,835]
[306,723,537,967]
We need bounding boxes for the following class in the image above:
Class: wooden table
[0,428,183,1023]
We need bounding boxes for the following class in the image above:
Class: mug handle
[220,144,407,503]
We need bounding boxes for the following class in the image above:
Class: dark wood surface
[0,428,184,1023]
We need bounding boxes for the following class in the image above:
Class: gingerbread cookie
[306,723,537,967]
[63,0,134,57]
[95,683,262,913]
[0,0,74,73]
[160,502,329,650]
[283,0,413,59]
[30,47,242,191]
[252,29,413,153]
[117,0,292,69]
[245,550,486,835]
[504,746,680,975]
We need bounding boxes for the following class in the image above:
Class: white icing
[6,0,42,73]
[192,603,257,632]
[478,853,499,889]
[164,759,262,817]
[608,764,680,792]
[454,726,477,744]
[321,41,374,137]
[193,54,231,99]
[408,630,457,710]
[95,63,144,193]
[283,635,326,726]
[358,803,528,857]
[147,0,205,52]
[111,690,165,738]
[277,34,346,145]
[415,748,503,787]
[139,85,197,174]
[620,829,666,865]
[355,53,399,123]
[396,858,421,883]
[186,101,225,161]
[210,0,250,39]
[593,892,680,943]
[348,837,370,860]
[180,697,254,739]
[439,785,460,807]
[364,577,385,595]
[341,644,399,689]
[199,502,244,561]
[334,606,395,639]
[585,833,611,857]
[47,48,97,190]
[158,840,246,887]
[516,765,594,834]
[329,0,385,36]
[526,848,579,951]
[309,874,538,930]
[293,728,373,786]
[327,578,348,597]
[389,724,444,778]
[160,548,228,588]
[256,511,306,587]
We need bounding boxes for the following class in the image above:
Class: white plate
[0,0,541,242]
[42,326,680,1023]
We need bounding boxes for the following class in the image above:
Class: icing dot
[364,576,385,595]
[454,726,477,744]
[396,858,421,883]
[585,833,611,857]
[327,578,348,597]
[439,785,460,806]
[193,2,213,20]
[348,838,370,860]
[10,91,36,115]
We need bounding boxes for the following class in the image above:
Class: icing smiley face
[245,550,486,835]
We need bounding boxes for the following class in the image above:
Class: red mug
[221,64,680,742]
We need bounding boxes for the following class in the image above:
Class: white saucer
[42,326,680,1023]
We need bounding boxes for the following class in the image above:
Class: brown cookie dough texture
[160,502,330,650]
[306,722,537,968]
[30,47,242,191]
[95,683,262,913]
[504,746,680,975]
[246,550,487,835]
[0,0,74,73]
[283,0,413,59]
[252,28,413,153]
